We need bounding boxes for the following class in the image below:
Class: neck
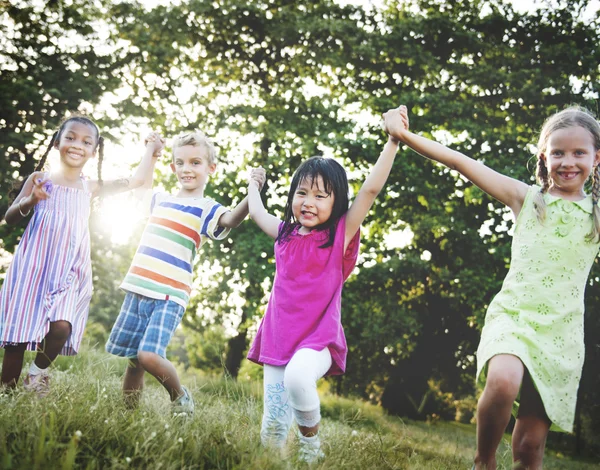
[548,185,586,201]
[177,187,205,198]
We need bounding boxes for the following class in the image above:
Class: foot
[298,434,325,464]
[23,372,50,398]
[172,385,194,417]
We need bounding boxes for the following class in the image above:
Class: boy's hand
[248,167,266,191]
[382,105,409,143]
[144,131,165,158]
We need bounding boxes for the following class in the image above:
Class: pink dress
[0,178,93,355]
[247,214,360,375]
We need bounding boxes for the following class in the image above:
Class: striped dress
[0,178,93,355]
[119,193,230,309]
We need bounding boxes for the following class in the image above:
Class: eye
[296,190,306,196]
[65,136,73,141]
[85,141,93,146]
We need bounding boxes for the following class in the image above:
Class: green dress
[476,185,599,433]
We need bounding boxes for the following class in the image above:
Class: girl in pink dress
[0,115,161,396]
[247,106,407,462]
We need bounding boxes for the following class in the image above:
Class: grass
[0,346,597,469]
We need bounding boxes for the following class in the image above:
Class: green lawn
[0,347,597,469]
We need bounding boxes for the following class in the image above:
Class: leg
[137,351,182,401]
[474,354,524,470]
[261,364,293,448]
[1,343,28,388]
[284,348,332,436]
[512,372,551,470]
[123,358,145,408]
[35,320,72,368]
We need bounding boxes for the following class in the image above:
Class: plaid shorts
[105,292,185,359]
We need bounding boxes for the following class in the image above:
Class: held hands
[248,167,267,191]
[144,131,165,158]
[382,105,409,143]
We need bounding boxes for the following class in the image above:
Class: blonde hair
[171,130,217,165]
[534,106,600,242]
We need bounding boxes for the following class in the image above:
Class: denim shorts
[105,292,185,359]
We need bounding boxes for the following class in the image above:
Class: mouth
[558,171,580,180]
[301,210,316,218]
[181,176,195,182]
[67,151,84,158]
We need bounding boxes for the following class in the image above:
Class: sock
[28,362,48,376]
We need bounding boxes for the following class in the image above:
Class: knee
[513,433,545,463]
[49,321,71,342]
[484,372,521,404]
[137,351,159,370]
[283,369,314,405]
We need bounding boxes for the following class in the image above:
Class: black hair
[9,114,103,202]
[277,156,349,248]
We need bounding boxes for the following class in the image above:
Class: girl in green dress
[383,106,600,470]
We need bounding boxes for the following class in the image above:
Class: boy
[106,131,265,415]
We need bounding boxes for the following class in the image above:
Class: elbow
[128,177,144,190]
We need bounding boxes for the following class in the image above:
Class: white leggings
[261,347,332,448]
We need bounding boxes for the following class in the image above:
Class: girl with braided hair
[383,106,600,470]
[0,115,162,396]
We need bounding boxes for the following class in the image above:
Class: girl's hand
[29,172,52,204]
[144,131,165,158]
[383,105,409,143]
[249,167,266,191]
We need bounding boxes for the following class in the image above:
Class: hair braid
[534,157,550,222]
[97,136,104,187]
[587,164,600,242]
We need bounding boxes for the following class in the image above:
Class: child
[246,106,406,462]
[0,115,161,396]
[383,106,600,470]
[105,130,266,416]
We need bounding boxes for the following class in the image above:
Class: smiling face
[543,125,600,199]
[292,175,335,233]
[54,121,98,170]
[170,144,216,196]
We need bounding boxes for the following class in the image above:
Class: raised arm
[343,107,406,251]
[219,167,267,229]
[89,132,164,197]
[247,168,281,240]
[385,106,528,215]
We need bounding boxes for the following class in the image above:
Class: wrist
[18,198,31,217]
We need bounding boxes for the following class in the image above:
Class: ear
[170,162,176,173]
[208,162,217,175]
[594,149,600,167]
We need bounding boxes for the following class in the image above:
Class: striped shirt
[120,193,230,308]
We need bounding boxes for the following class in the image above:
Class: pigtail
[97,136,104,188]
[8,131,58,203]
[587,164,600,243]
[533,156,550,223]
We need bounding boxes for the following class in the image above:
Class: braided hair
[534,106,600,241]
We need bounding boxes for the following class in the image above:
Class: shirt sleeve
[203,201,232,241]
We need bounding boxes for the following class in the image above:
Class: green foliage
[0,0,125,253]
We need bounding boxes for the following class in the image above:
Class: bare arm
[220,167,268,229]
[89,132,164,197]
[385,107,528,215]
[218,197,249,228]
[248,170,280,240]
[4,172,50,225]
[344,114,403,251]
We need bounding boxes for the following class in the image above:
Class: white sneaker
[172,385,194,417]
[23,372,50,398]
[298,433,325,464]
